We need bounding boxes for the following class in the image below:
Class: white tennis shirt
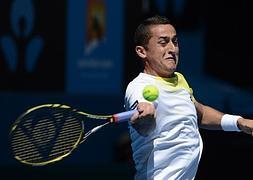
[124,72,203,180]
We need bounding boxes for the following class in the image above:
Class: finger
[130,111,140,123]
[137,103,145,112]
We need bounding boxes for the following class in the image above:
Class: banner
[67,0,124,94]
[0,0,65,91]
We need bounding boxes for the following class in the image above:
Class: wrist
[221,114,242,132]
[236,118,244,131]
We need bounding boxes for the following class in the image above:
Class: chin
[161,70,175,78]
[167,68,176,76]
[168,66,176,73]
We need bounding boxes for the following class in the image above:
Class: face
[137,24,179,77]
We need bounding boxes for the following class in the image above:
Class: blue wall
[1,0,253,179]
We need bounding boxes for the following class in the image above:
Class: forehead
[149,24,177,38]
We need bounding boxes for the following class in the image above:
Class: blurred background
[0,0,253,179]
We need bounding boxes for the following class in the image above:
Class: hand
[237,118,253,136]
[130,102,156,136]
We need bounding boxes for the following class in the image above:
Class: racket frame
[9,104,136,166]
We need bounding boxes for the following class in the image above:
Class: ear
[135,46,147,59]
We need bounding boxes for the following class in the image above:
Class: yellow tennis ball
[143,85,159,102]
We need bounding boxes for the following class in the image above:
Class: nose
[167,41,176,53]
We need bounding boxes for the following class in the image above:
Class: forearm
[196,101,243,131]
[198,104,224,130]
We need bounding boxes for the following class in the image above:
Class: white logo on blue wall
[0,0,43,72]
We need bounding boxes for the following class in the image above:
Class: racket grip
[113,110,138,123]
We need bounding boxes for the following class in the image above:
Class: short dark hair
[134,15,171,49]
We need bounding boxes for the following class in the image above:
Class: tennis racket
[9,104,137,166]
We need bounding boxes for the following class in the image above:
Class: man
[124,15,253,180]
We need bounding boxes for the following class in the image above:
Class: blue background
[0,0,253,179]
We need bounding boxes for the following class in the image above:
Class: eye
[172,37,178,46]
[159,40,167,45]
[158,38,169,46]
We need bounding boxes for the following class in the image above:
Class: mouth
[165,57,176,64]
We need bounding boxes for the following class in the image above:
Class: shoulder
[175,72,187,81]
[175,72,193,95]
[125,73,149,94]
[174,72,188,85]
[126,73,154,89]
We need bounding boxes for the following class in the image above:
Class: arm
[195,99,253,136]
[194,100,224,130]
[130,102,156,136]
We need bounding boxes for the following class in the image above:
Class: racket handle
[113,110,138,123]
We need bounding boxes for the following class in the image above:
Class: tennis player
[124,15,253,180]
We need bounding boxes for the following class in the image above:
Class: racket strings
[10,107,83,165]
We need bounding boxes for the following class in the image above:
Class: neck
[143,69,175,78]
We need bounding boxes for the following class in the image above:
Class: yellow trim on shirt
[155,72,194,99]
